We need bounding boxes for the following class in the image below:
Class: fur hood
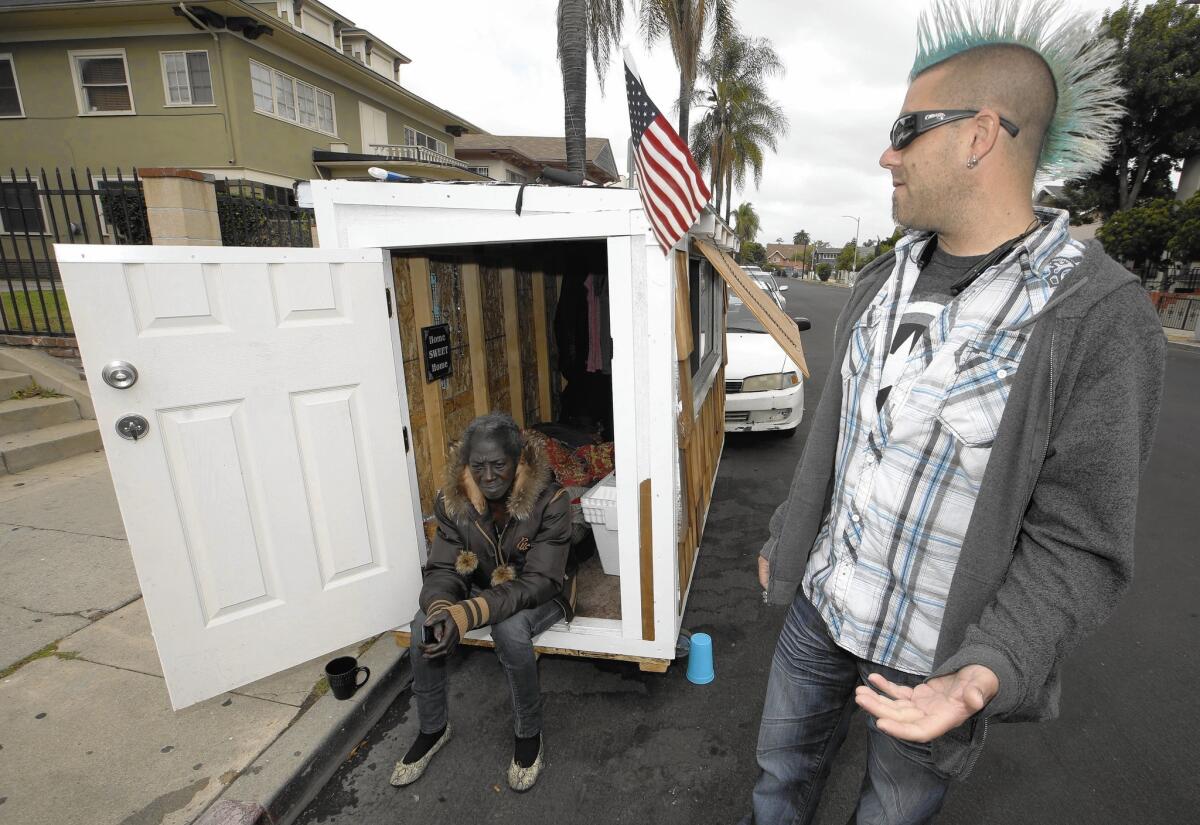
[441,434,554,522]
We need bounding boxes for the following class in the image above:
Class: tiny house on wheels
[56,180,807,709]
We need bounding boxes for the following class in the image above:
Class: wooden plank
[501,265,524,427]
[461,261,490,417]
[674,250,693,360]
[639,478,655,641]
[678,361,694,446]
[532,269,552,421]
[407,255,447,492]
[391,630,670,672]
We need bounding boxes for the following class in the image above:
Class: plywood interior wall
[391,244,585,533]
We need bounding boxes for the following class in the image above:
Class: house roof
[454,135,619,183]
[765,243,810,260]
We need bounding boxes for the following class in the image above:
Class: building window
[249,60,336,136]
[215,179,297,207]
[466,165,490,177]
[0,55,24,117]
[70,49,134,115]
[505,170,529,184]
[0,179,46,233]
[403,126,447,155]
[689,256,722,383]
[161,51,213,106]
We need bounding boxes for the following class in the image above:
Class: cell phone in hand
[423,623,438,645]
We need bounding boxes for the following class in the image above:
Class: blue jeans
[743,593,950,825]
[409,599,563,739]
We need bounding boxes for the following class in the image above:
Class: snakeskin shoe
[389,724,451,787]
[507,735,543,792]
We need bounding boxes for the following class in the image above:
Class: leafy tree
[1070,1,1200,214]
[792,230,810,246]
[1095,198,1179,267]
[1168,192,1200,265]
[732,201,760,246]
[639,0,734,147]
[876,227,904,257]
[689,31,788,220]
[816,262,833,281]
[740,240,767,266]
[835,241,858,272]
[557,0,624,177]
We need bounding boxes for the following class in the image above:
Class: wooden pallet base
[392,630,670,673]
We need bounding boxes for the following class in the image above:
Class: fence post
[137,168,220,246]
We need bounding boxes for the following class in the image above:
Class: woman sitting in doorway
[390,412,575,792]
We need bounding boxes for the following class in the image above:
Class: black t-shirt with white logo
[876,247,986,411]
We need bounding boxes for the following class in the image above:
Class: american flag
[625,53,711,253]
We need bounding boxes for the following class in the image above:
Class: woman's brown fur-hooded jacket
[419,435,575,638]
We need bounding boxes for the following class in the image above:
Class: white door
[56,245,423,709]
[359,102,388,154]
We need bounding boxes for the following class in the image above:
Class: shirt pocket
[841,306,880,380]
[937,331,1024,448]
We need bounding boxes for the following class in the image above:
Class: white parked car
[724,295,809,437]
[742,266,786,310]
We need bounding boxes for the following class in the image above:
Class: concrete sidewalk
[0,451,404,825]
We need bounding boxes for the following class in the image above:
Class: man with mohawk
[743,2,1165,822]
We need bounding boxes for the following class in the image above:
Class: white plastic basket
[580,472,619,575]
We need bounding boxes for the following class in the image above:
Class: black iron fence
[1,167,149,337]
[1135,263,1200,293]
[1155,293,1200,331]
[215,179,314,248]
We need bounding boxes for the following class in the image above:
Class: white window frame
[466,165,490,178]
[0,53,26,119]
[402,126,447,155]
[159,50,215,107]
[0,176,50,235]
[68,48,135,116]
[249,59,337,137]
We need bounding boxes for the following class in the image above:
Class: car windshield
[727,295,767,334]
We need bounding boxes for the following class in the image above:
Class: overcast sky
[334,0,1134,249]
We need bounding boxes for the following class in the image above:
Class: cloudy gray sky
[335,0,1133,249]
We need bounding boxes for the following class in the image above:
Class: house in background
[765,242,810,275]
[0,0,486,209]
[454,135,621,185]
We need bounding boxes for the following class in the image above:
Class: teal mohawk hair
[910,0,1125,182]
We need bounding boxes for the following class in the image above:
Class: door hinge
[385,287,393,318]
[402,426,410,453]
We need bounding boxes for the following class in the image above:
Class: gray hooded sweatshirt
[760,239,1166,778]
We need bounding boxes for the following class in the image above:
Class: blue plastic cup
[686,632,715,685]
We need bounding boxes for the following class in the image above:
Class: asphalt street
[296,280,1198,824]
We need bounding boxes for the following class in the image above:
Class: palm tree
[638,0,734,147]
[792,230,810,273]
[732,201,759,246]
[689,32,788,220]
[557,0,624,176]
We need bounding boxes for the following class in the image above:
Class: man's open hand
[854,665,999,742]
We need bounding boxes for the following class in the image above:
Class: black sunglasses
[890,109,1020,150]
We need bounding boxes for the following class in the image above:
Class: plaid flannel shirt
[803,208,1083,675]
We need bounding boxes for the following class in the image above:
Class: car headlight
[740,372,800,392]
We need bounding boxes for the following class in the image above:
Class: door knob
[115,414,150,441]
[102,361,138,389]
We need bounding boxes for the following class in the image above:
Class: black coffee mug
[324,656,370,700]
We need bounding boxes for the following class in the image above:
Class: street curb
[193,635,412,825]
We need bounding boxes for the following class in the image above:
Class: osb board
[392,630,669,673]
[480,263,511,415]
[429,258,476,447]
[516,266,540,424]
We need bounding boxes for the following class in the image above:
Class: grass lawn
[0,288,74,335]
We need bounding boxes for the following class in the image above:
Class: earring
[967,154,979,169]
